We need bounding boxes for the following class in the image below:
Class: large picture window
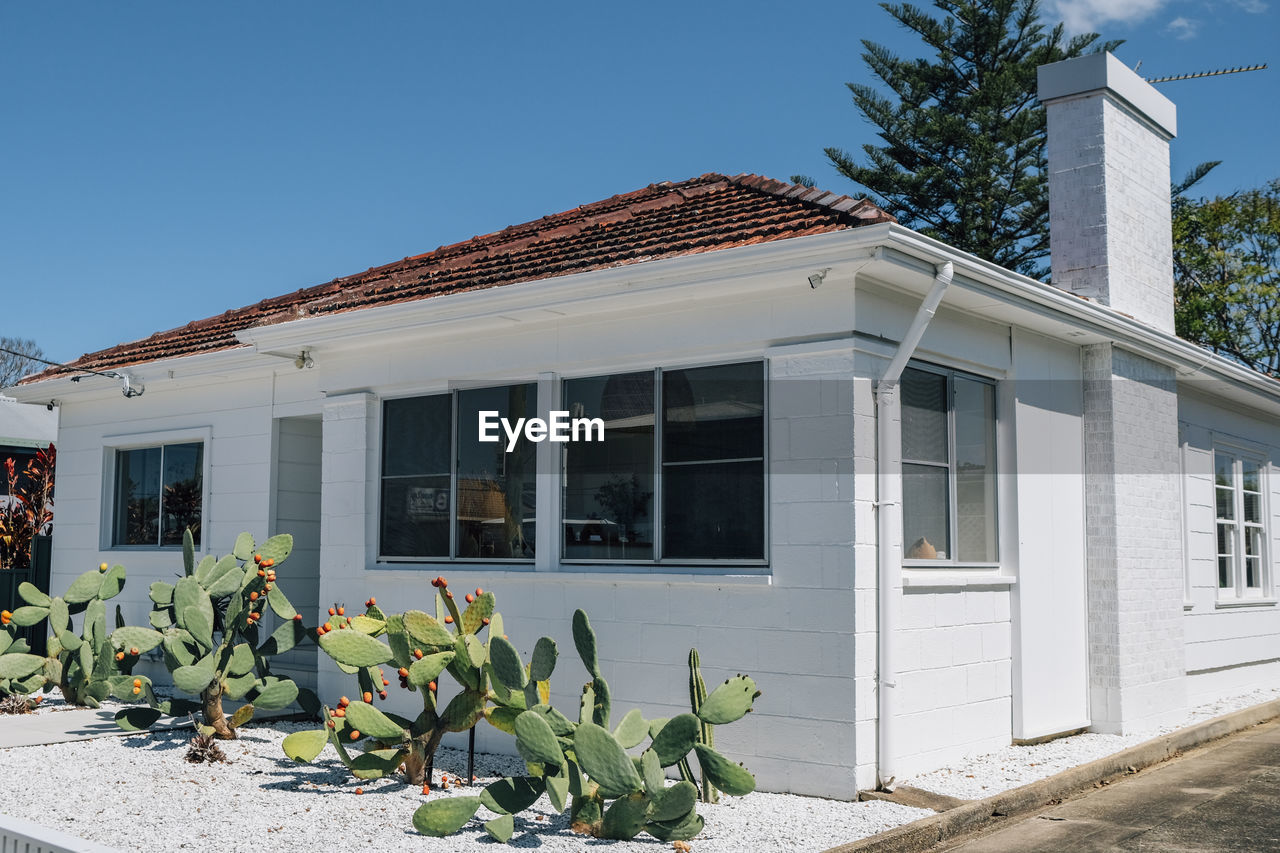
[562,361,765,563]
[901,365,997,564]
[112,442,204,547]
[381,384,537,561]
[1214,447,1268,598]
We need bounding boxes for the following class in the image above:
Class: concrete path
[0,706,193,748]
[936,717,1280,852]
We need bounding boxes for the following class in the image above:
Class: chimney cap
[1038,52,1177,138]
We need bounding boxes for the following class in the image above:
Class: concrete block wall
[894,587,1013,776]
[315,347,867,799]
[1083,343,1186,733]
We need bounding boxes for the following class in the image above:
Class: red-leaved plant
[0,444,55,569]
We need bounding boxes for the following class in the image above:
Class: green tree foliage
[1174,178,1280,375]
[824,1,1117,278]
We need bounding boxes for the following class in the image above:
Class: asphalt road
[938,717,1280,852]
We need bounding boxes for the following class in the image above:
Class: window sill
[902,573,1016,591]
[1214,597,1277,610]
[369,563,772,586]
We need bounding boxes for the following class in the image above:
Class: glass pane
[903,463,950,559]
[662,460,764,559]
[1217,522,1235,556]
[381,395,452,558]
[160,443,203,547]
[1214,453,1234,487]
[662,362,763,465]
[1216,487,1235,520]
[1244,492,1262,524]
[381,475,451,557]
[563,372,655,561]
[1219,555,1233,589]
[954,378,997,562]
[1246,557,1262,589]
[456,384,537,559]
[1242,463,1260,493]
[114,447,160,545]
[383,396,451,477]
[1245,526,1262,558]
[901,368,948,463]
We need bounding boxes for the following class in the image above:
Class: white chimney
[1039,52,1178,333]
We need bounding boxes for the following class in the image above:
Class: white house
[12,54,1279,798]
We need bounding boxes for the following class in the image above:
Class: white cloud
[1044,0,1170,33]
[1230,0,1268,12]
[1164,15,1199,38]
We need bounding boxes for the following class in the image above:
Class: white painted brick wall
[1083,344,1186,732]
[1046,93,1175,333]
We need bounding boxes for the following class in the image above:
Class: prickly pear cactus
[285,576,515,787]
[414,609,762,844]
[113,529,314,738]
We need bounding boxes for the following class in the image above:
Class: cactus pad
[412,796,481,837]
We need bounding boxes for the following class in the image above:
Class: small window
[561,361,765,563]
[901,365,998,564]
[381,384,537,561]
[112,442,204,547]
[1214,448,1269,598]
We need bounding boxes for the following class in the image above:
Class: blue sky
[2,1,1275,365]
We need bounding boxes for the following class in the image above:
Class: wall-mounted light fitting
[294,349,315,370]
[808,268,832,289]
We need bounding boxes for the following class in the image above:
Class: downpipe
[874,260,953,791]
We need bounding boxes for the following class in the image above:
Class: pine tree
[825,1,1118,278]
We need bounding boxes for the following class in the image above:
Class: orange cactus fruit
[445,591,453,599]
[349,730,360,740]
[132,686,141,695]
[482,617,490,626]
[367,597,377,606]
[413,649,423,659]
[249,592,259,601]
[428,681,437,692]
[475,588,483,596]
[99,562,109,573]
[362,692,373,704]
[262,558,274,567]
[130,647,139,655]
[257,569,266,578]
[293,613,303,621]
[133,678,142,688]
[381,678,389,686]
[253,554,262,564]
[465,593,474,604]
[339,696,350,707]
[115,652,125,661]
[378,690,388,700]
[328,607,336,616]
[355,787,363,795]
[264,584,272,591]
[327,720,336,729]
[337,606,345,616]
[397,667,409,678]
[444,615,454,624]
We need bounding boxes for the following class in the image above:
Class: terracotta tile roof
[24,173,892,383]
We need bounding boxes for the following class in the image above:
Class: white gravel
[2,684,1275,850]
[0,721,930,852]
[905,685,1280,800]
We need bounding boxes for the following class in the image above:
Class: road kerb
[823,698,1280,853]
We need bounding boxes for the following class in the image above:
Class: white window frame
[558,359,769,568]
[900,362,1000,569]
[1212,441,1271,602]
[378,383,539,564]
[101,427,212,552]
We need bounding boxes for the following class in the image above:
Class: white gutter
[875,259,953,790]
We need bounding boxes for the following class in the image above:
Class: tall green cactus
[412,608,761,844]
[283,576,529,787]
[0,566,141,708]
[113,529,314,738]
